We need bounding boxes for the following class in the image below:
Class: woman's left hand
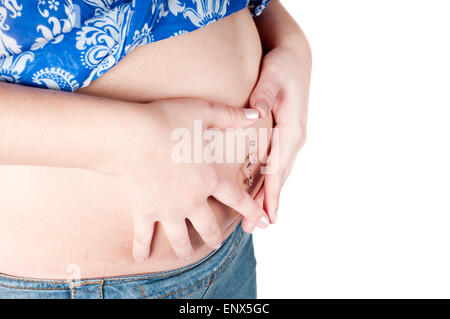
[242,43,312,231]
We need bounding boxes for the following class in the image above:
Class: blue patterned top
[0,0,270,92]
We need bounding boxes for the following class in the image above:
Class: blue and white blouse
[0,0,270,92]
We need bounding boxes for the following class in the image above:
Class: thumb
[206,102,260,129]
[249,71,280,118]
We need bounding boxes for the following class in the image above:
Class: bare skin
[247,0,312,227]
[0,8,273,279]
[0,0,313,281]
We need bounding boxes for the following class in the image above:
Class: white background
[254,0,450,298]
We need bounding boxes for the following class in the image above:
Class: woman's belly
[0,8,272,279]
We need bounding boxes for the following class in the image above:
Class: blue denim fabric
[0,222,256,299]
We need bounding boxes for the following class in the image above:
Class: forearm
[0,82,146,171]
[255,0,311,54]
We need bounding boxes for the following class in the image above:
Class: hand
[243,44,312,231]
[98,99,270,262]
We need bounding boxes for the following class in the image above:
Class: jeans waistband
[0,219,245,291]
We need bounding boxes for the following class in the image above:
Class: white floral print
[32,66,79,90]
[0,0,23,58]
[31,1,76,50]
[48,0,60,11]
[183,0,230,27]
[0,0,271,90]
[0,51,33,82]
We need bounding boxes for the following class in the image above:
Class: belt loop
[70,280,104,299]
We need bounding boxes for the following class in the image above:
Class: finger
[263,172,282,225]
[255,185,266,208]
[241,217,254,233]
[162,219,194,259]
[262,124,297,221]
[204,102,260,128]
[132,215,155,263]
[242,185,265,233]
[189,205,223,249]
[212,180,270,229]
[249,65,280,118]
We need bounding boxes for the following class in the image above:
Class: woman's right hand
[97,98,270,263]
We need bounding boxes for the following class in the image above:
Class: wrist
[88,102,159,176]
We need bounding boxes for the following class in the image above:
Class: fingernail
[244,108,259,120]
[255,101,268,117]
[271,211,278,224]
[256,215,270,228]
[135,257,145,264]
[247,223,256,233]
[214,244,221,250]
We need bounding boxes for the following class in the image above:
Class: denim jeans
[0,221,256,299]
